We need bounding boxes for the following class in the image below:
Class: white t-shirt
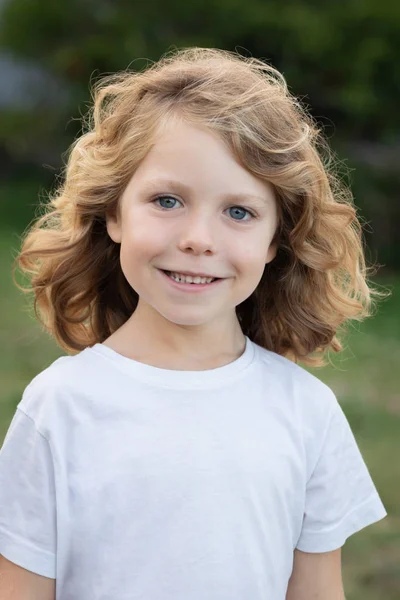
[0,336,387,599]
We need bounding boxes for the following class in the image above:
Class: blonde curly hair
[13,47,389,367]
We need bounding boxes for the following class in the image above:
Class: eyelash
[152,195,257,221]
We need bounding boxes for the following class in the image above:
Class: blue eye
[155,196,180,210]
[153,196,255,221]
[228,207,252,221]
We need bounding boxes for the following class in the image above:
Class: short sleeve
[0,408,57,578]
[296,398,387,553]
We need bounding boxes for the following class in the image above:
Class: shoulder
[252,341,338,414]
[251,341,340,448]
[16,346,104,436]
[252,341,343,473]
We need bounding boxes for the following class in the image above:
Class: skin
[0,554,55,600]
[285,548,345,599]
[105,119,278,369]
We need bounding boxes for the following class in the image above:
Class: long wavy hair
[13,47,389,367]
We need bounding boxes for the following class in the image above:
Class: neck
[103,302,246,370]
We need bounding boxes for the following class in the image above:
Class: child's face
[106,119,278,331]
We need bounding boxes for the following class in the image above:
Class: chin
[166,316,211,327]
[157,309,216,328]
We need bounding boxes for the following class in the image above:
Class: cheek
[232,241,267,275]
[119,215,169,271]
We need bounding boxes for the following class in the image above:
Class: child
[0,47,388,599]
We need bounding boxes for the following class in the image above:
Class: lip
[158,268,225,293]
[162,269,220,279]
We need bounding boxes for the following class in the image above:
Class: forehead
[130,119,276,205]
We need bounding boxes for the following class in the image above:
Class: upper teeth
[169,271,215,284]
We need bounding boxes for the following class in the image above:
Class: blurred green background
[0,0,399,598]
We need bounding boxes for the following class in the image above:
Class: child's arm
[0,554,55,600]
[285,548,345,600]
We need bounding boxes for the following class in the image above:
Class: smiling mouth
[161,269,221,281]
[160,269,221,280]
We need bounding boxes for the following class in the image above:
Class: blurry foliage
[0,0,398,266]
[1,0,398,136]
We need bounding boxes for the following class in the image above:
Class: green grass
[1,228,399,599]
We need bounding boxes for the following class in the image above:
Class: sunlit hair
[13,47,389,367]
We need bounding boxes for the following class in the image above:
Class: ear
[265,241,278,264]
[105,208,122,244]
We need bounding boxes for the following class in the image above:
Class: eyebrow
[140,177,272,207]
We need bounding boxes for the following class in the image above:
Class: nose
[177,213,217,255]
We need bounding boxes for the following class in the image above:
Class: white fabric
[0,336,387,599]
